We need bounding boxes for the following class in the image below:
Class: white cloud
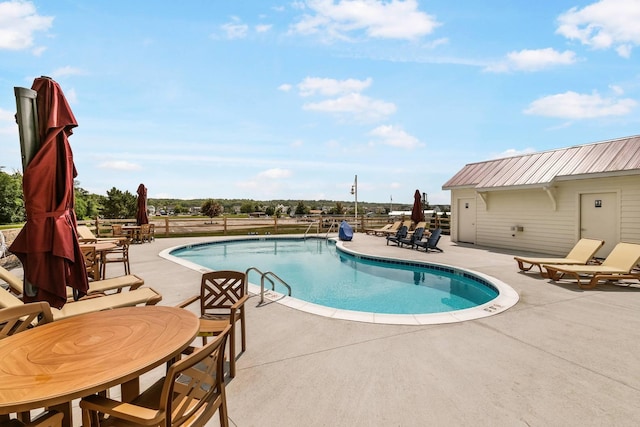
[278,83,292,92]
[303,92,396,122]
[257,168,292,179]
[255,24,272,33]
[0,0,53,50]
[368,124,423,149]
[97,160,142,171]
[298,76,372,96]
[64,88,78,104]
[609,84,624,95]
[32,45,46,56]
[221,17,248,39]
[0,107,14,121]
[557,0,640,57]
[493,148,536,159]
[51,66,85,78]
[291,139,304,148]
[616,44,632,58]
[291,0,440,41]
[524,90,637,119]
[485,48,577,72]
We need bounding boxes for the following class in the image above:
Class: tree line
[1,168,445,226]
[0,169,142,224]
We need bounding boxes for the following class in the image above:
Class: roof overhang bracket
[543,186,557,211]
[478,192,489,210]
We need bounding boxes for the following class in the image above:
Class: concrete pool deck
[125,233,640,426]
[7,233,639,426]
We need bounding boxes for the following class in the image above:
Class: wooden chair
[178,271,248,378]
[80,325,231,427]
[149,223,155,241]
[100,240,131,279]
[139,224,151,243]
[80,245,100,281]
[111,224,135,242]
[0,301,53,340]
[76,225,125,245]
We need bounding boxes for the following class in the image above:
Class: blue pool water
[169,238,499,315]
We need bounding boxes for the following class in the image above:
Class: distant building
[443,135,640,257]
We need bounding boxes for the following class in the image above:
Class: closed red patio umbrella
[10,76,89,308]
[136,183,149,225]
[411,189,425,224]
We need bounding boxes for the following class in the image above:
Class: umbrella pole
[14,87,41,297]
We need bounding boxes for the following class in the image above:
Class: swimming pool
[161,237,519,325]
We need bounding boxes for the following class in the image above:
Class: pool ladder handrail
[303,220,320,237]
[246,267,292,304]
[325,220,336,237]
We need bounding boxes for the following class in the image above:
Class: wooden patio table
[122,225,141,243]
[0,306,199,427]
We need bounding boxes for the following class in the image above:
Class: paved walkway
[6,234,637,426]
[121,233,640,427]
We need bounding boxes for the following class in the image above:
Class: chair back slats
[164,325,230,426]
[0,302,53,340]
[80,246,100,280]
[100,240,131,278]
[200,271,246,313]
[139,224,152,243]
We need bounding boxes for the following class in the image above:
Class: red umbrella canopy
[411,189,425,224]
[136,183,149,225]
[9,77,89,309]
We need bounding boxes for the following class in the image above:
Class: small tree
[173,203,184,214]
[100,187,137,219]
[329,202,344,215]
[201,199,222,223]
[0,169,24,224]
[240,202,255,214]
[294,201,308,215]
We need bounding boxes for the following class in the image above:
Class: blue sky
[1,0,639,205]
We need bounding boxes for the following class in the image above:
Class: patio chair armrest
[81,394,162,424]
[230,294,250,310]
[176,294,200,309]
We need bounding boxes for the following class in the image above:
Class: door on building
[580,192,618,257]
[457,198,476,243]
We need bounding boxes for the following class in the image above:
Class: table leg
[120,378,140,402]
[48,401,73,427]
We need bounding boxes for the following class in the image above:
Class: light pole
[422,192,427,216]
[350,174,358,232]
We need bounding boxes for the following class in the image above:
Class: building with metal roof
[442,135,640,256]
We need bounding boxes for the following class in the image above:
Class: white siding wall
[450,175,640,256]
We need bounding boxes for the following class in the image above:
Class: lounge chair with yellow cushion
[514,238,604,275]
[1,266,144,300]
[543,242,640,289]
[0,283,161,321]
[364,221,400,236]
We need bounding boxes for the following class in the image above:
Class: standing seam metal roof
[442,135,640,190]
